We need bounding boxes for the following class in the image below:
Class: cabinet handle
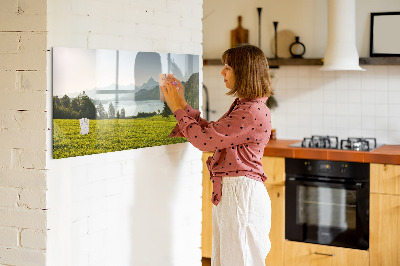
[314,252,335,257]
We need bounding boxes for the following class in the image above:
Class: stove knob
[340,164,347,174]
[305,162,312,171]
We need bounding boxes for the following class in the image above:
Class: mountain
[136,77,158,91]
[134,72,199,103]
[135,85,160,101]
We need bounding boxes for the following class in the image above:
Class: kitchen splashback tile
[323,115,336,129]
[375,104,389,117]
[388,91,400,104]
[389,117,400,131]
[298,77,311,89]
[361,104,375,117]
[348,90,362,103]
[285,66,298,77]
[349,116,362,129]
[286,77,299,89]
[362,116,375,130]
[336,90,349,103]
[348,76,362,90]
[298,67,311,78]
[310,66,324,77]
[323,103,336,115]
[374,65,388,77]
[336,103,349,116]
[361,129,375,138]
[310,77,324,89]
[388,130,400,143]
[374,77,388,91]
[349,128,362,137]
[348,103,362,116]
[389,104,400,117]
[388,76,400,91]
[374,90,388,104]
[374,117,389,131]
[336,115,349,129]
[362,90,374,104]
[387,65,400,76]
[374,130,389,144]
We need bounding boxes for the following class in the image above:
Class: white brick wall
[2,0,203,264]
[46,1,203,266]
[0,0,48,265]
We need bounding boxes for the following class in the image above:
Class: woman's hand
[174,78,187,108]
[161,76,186,113]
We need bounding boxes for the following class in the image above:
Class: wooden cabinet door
[262,156,285,186]
[264,184,285,266]
[202,152,213,258]
[370,163,400,195]
[284,241,369,266]
[370,193,400,266]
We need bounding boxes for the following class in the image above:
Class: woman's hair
[221,44,273,99]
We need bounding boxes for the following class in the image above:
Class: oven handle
[286,177,364,189]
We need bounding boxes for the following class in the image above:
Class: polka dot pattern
[168,97,272,206]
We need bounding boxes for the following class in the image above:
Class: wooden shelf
[203,58,323,67]
[359,57,400,65]
[203,57,400,67]
[268,58,323,67]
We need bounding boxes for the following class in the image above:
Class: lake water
[99,100,165,117]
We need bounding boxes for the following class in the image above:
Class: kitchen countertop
[263,139,400,165]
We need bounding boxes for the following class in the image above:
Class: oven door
[285,177,369,250]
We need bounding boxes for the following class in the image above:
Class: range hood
[320,0,365,71]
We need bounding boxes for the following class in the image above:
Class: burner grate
[296,136,378,151]
[301,135,339,149]
[340,137,377,151]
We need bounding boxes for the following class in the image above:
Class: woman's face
[220,64,235,89]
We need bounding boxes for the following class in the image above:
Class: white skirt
[212,176,271,266]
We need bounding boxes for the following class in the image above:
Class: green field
[53,116,187,159]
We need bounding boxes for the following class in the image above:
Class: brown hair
[221,44,273,99]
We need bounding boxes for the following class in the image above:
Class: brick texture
[0,0,47,264]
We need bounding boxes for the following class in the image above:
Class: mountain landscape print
[52,47,200,159]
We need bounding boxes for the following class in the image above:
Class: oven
[285,158,370,250]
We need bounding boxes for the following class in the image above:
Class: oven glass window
[297,186,356,230]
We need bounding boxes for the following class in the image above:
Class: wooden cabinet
[370,163,400,195]
[261,156,285,186]
[201,152,213,258]
[264,184,285,266]
[370,163,400,266]
[284,241,369,266]
[262,156,285,266]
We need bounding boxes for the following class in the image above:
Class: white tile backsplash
[389,105,400,117]
[204,65,400,144]
[388,91,400,104]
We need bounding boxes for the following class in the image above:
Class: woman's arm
[162,77,210,137]
[172,106,257,152]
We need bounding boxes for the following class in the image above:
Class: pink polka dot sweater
[168,97,272,206]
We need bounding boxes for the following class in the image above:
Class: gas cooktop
[289,135,383,151]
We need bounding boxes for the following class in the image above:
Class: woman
[161,44,273,266]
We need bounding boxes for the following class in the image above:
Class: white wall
[203,0,400,58]
[203,0,400,145]
[0,0,48,265]
[46,0,203,266]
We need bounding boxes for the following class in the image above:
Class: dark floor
[202,257,211,266]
